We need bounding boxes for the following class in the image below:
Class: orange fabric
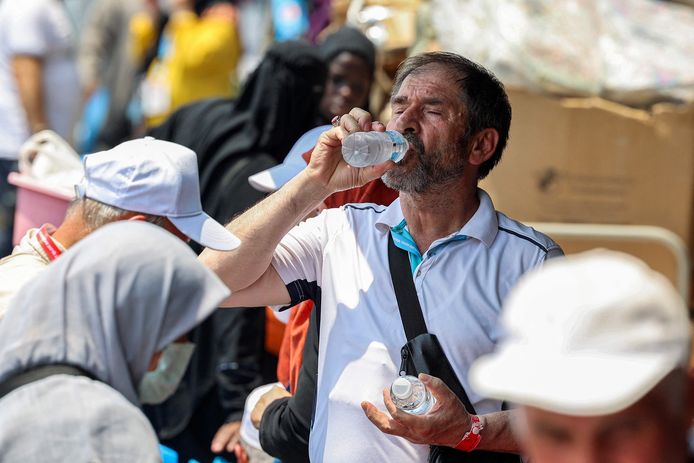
[276,300,313,390]
[264,307,286,357]
[276,176,399,391]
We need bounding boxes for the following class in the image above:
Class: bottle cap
[391,377,413,399]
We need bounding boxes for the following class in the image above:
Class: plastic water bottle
[342,131,409,168]
[390,375,436,415]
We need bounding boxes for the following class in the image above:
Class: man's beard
[382,132,467,194]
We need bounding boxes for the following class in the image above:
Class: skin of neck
[51,212,92,249]
[51,209,147,249]
[399,168,481,254]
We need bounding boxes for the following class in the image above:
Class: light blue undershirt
[389,219,467,275]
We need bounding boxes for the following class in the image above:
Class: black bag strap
[387,234,477,414]
[387,234,428,340]
[387,234,522,463]
[0,364,95,400]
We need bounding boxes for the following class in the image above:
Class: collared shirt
[0,225,66,319]
[271,189,563,463]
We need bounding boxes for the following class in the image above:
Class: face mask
[138,342,195,405]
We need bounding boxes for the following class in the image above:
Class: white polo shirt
[271,189,562,463]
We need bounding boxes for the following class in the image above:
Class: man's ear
[467,128,499,167]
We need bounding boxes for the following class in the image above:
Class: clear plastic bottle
[390,375,436,415]
[341,131,409,168]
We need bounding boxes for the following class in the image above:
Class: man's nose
[392,107,419,133]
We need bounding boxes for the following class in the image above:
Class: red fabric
[323,177,399,209]
[276,175,398,391]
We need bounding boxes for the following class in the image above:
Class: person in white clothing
[0,0,81,255]
[199,51,562,462]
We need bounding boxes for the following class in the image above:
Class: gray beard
[382,159,430,193]
[382,149,466,194]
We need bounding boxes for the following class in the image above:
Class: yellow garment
[129,12,158,65]
[132,10,241,127]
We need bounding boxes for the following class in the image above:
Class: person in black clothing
[144,40,327,462]
[317,26,375,123]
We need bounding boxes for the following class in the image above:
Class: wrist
[454,414,484,452]
[295,168,333,204]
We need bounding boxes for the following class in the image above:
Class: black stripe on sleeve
[497,226,549,253]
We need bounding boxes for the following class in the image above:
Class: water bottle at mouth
[342,131,409,168]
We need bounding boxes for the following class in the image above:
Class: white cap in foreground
[470,250,690,416]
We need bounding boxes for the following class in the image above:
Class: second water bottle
[390,375,436,415]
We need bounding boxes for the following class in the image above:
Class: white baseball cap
[470,250,691,417]
[76,137,241,251]
[248,125,331,192]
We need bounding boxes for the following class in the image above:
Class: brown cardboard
[481,89,694,303]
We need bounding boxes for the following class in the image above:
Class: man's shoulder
[0,245,49,277]
[340,202,389,216]
[494,212,562,256]
[0,251,48,319]
[336,202,393,234]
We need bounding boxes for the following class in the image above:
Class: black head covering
[142,44,326,443]
[148,40,327,225]
[319,26,376,75]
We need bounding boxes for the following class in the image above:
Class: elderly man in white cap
[0,137,240,315]
[468,250,693,463]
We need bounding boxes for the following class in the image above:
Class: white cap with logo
[76,137,241,251]
[470,250,691,416]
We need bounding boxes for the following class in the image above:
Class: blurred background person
[149,39,326,225]
[317,25,375,123]
[76,0,141,152]
[130,0,241,129]
[0,221,230,462]
[0,0,80,256]
[144,40,327,462]
[234,0,272,83]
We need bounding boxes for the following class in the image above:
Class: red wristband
[454,415,484,452]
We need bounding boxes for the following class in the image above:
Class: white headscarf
[0,220,230,404]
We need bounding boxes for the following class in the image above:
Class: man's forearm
[475,410,521,454]
[11,55,47,133]
[199,170,331,292]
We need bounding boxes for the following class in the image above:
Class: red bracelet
[454,415,484,452]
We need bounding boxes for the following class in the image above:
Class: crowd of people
[0,1,692,462]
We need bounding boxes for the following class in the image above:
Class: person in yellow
[130,0,241,127]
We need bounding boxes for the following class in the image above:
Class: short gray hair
[391,52,512,180]
[69,197,167,231]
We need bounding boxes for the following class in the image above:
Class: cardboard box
[481,89,694,303]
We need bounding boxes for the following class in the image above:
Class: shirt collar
[28,224,66,263]
[375,188,498,247]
